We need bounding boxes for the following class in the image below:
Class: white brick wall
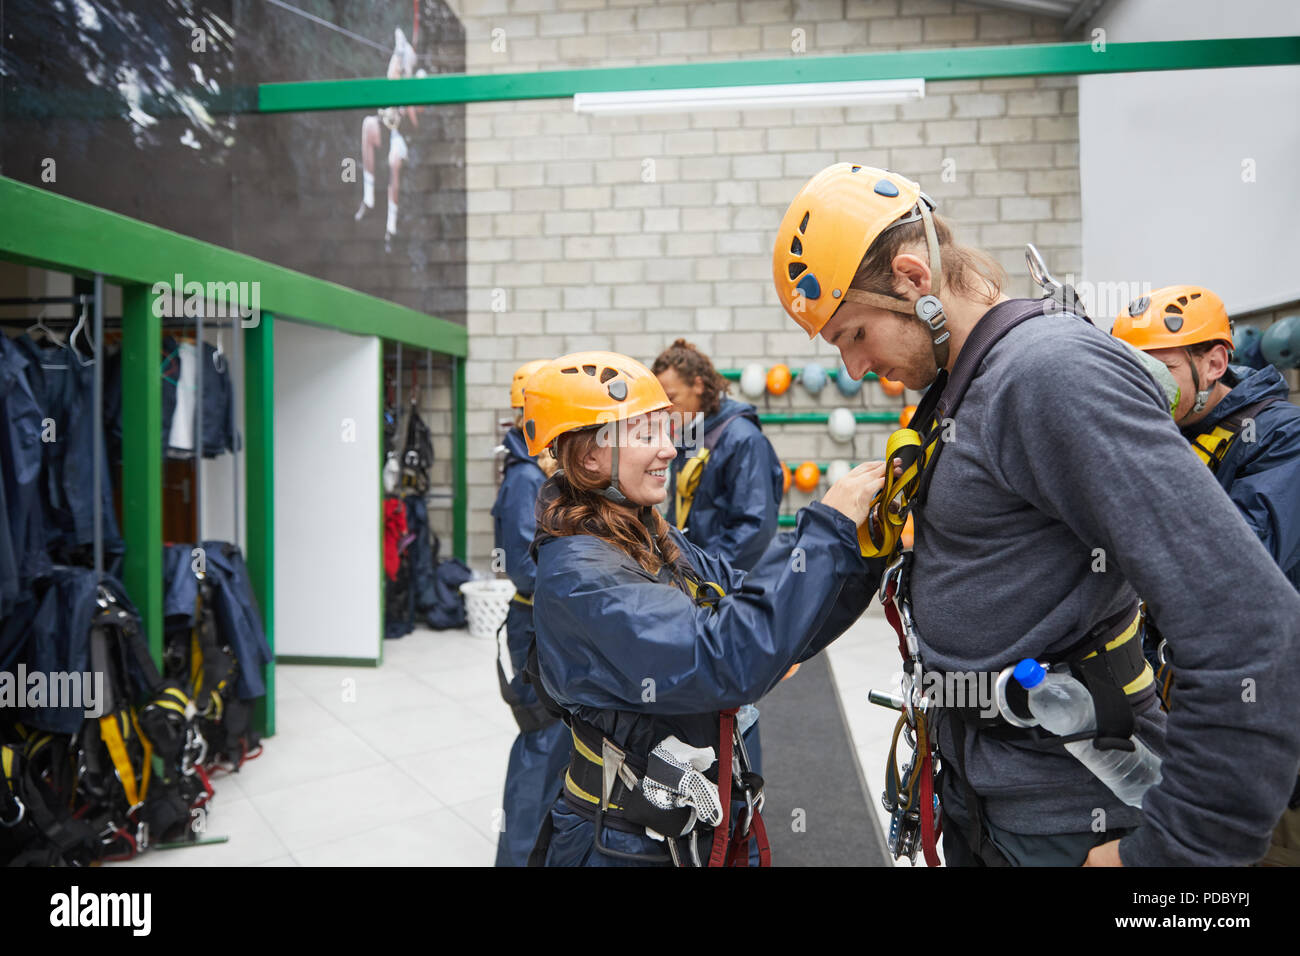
[447,0,1083,564]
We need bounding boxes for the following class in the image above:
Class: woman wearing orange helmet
[519,351,888,866]
[772,163,1300,868]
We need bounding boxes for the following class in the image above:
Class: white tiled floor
[113,609,932,866]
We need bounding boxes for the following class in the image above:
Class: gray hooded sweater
[909,305,1300,867]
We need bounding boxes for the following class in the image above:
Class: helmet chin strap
[1185,347,1214,414]
[598,441,631,505]
[840,196,950,373]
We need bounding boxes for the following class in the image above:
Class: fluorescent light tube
[573,78,925,115]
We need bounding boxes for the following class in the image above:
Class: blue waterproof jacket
[490,427,569,866]
[667,398,784,572]
[13,336,123,567]
[1185,364,1300,589]
[532,491,878,865]
[163,541,273,699]
[0,335,51,619]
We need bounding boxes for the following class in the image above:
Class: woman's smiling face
[582,411,677,506]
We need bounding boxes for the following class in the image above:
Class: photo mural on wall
[0,0,466,326]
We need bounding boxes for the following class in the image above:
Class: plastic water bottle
[1014,659,1162,807]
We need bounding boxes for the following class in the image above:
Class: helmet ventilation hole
[799,211,809,234]
[561,367,579,374]
[582,364,597,376]
[788,262,807,280]
[1166,304,1184,315]
[525,419,536,440]
[1177,295,1189,307]
[790,235,802,256]
[599,367,617,383]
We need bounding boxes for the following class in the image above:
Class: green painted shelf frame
[0,176,470,738]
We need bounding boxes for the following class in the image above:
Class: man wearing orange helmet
[519,351,887,866]
[490,359,568,867]
[1113,288,1300,866]
[1112,287,1300,591]
[773,163,1300,867]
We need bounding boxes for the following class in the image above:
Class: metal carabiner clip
[0,796,25,828]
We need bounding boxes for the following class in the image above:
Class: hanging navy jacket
[667,398,783,572]
[163,541,272,699]
[0,335,51,619]
[532,493,878,864]
[16,567,139,734]
[1184,364,1300,589]
[13,336,123,567]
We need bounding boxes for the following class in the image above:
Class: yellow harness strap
[674,449,711,530]
[511,592,534,607]
[858,425,935,558]
[564,728,622,809]
[1190,425,1237,470]
[1,744,16,787]
[99,711,152,809]
[1079,610,1154,696]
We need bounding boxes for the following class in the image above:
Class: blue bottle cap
[1013,658,1046,689]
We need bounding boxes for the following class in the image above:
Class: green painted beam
[245,313,276,738]
[453,356,468,562]
[119,284,163,665]
[258,37,1300,112]
[761,411,901,424]
[0,176,466,357]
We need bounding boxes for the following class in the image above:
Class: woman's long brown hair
[537,426,683,577]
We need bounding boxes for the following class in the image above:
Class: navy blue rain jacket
[490,427,568,866]
[164,542,273,699]
[532,495,878,865]
[667,398,784,572]
[493,427,547,598]
[13,336,123,567]
[0,335,52,619]
[1185,364,1300,589]
[15,567,140,733]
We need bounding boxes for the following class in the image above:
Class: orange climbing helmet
[520,351,671,457]
[773,163,940,338]
[510,359,549,409]
[1111,286,1234,352]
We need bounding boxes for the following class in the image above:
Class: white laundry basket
[459,579,517,640]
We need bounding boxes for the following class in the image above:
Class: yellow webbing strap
[683,577,726,606]
[1190,425,1236,470]
[674,449,711,530]
[858,426,933,558]
[511,593,534,607]
[564,770,621,809]
[1,744,16,787]
[565,729,622,810]
[571,727,602,767]
[190,631,204,699]
[128,710,153,802]
[99,713,145,808]
[1080,610,1154,696]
